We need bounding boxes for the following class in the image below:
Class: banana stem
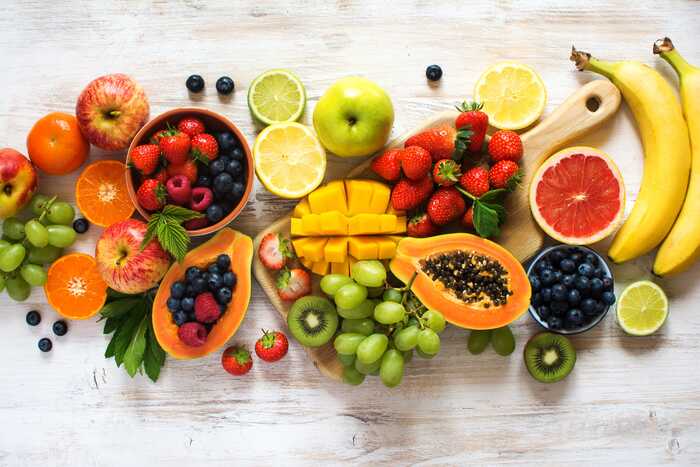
[654,37,696,76]
[570,46,618,80]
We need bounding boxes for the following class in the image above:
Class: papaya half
[152,228,253,359]
[390,233,531,330]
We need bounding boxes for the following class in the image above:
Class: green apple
[313,77,394,158]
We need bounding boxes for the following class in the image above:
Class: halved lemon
[253,122,326,199]
[248,69,306,126]
[616,281,668,336]
[474,61,547,130]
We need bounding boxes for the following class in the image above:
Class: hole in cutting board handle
[586,95,601,112]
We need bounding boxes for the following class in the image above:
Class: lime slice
[248,69,306,126]
[253,122,326,199]
[616,280,668,336]
[473,61,547,130]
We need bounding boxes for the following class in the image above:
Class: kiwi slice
[287,296,339,347]
[524,332,576,383]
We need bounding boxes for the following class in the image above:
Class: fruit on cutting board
[76,160,135,227]
[529,146,625,245]
[652,38,700,276]
[44,253,107,319]
[313,77,394,158]
[289,179,406,273]
[153,228,252,359]
[389,233,531,329]
[616,280,668,336]
[0,148,38,219]
[287,295,339,347]
[75,73,149,151]
[473,61,547,130]
[524,332,576,383]
[248,69,306,125]
[26,112,89,175]
[571,47,692,264]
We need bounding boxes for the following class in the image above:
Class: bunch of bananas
[572,38,700,276]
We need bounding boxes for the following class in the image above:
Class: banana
[652,38,700,275]
[571,47,691,264]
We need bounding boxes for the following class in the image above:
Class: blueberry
[167,297,181,311]
[216,254,231,271]
[52,320,68,336]
[170,281,186,299]
[210,158,226,176]
[590,278,604,295]
[567,288,581,305]
[206,204,225,223]
[541,287,552,303]
[173,310,188,326]
[229,147,245,161]
[531,292,542,306]
[578,263,595,277]
[222,271,236,287]
[529,275,541,292]
[213,173,233,195]
[216,132,238,152]
[181,296,195,312]
[552,284,567,301]
[216,76,235,95]
[562,274,575,288]
[570,251,583,264]
[554,270,563,282]
[73,218,89,234]
[535,260,552,273]
[26,310,41,326]
[602,276,614,290]
[185,285,196,298]
[196,174,211,188]
[602,291,616,305]
[425,64,443,81]
[186,74,205,93]
[185,266,200,282]
[218,302,227,314]
[208,263,221,275]
[192,276,207,293]
[551,301,569,315]
[574,275,590,292]
[537,305,550,320]
[225,159,242,177]
[560,259,576,273]
[547,316,563,330]
[595,301,606,314]
[38,338,52,352]
[581,298,597,315]
[593,267,604,278]
[585,253,598,265]
[230,181,245,199]
[549,249,566,264]
[219,155,232,166]
[540,268,556,285]
[565,309,584,327]
[216,287,232,304]
[207,272,223,290]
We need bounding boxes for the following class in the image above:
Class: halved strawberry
[258,233,293,270]
[276,268,311,301]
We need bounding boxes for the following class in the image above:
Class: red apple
[95,219,170,294]
[75,74,149,151]
[0,148,38,219]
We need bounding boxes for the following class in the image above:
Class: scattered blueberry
[222,271,236,288]
[181,296,195,312]
[26,310,41,326]
[560,259,576,273]
[186,267,200,282]
[540,269,556,285]
[73,218,89,234]
[216,254,231,271]
[210,158,226,176]
[186,74,205,93]
[38,338,52,352]
[206,204,224,223]
[170,281,186,299]
[196,174,211,188]
[566,309,584,327]
[602,291,616,305]
[167,297,181,311]
[216,132,238,152]
[425,64,443,81]
[52,320,68,336]
[216,287,232,304]
[216,76,235,95]
[567,289,581,305]
[173,310,188,326]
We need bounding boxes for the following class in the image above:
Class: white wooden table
[1,1,699,465]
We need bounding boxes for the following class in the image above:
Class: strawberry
[255,330,289,363]
[489,160,521,189]
[159,131,191,165]
[276,268,311,301]
[153,167,168,185]
[405,124,456,162]
[432,159,461,186]
[150,129,170,145]
[407,212,439,237]
[194,292,221,323]
[462,206,474,229]
[426,187,466,225]
[371,148,402,181]
[459,166,490,198]
[191,133,219,162]
[488,130,523,162]
[390,176,434,211]
[455,101,489,153]
[130,144,161,175]
[177,117,206,137]
[166,159,198,184]
[258,233,293,270]
[136,179,166,211]
[400,146,432,180]
[221,346,253,376]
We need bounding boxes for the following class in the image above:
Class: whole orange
[27,112,90,175]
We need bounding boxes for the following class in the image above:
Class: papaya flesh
[152,228,253,359]
[389,233,531,330]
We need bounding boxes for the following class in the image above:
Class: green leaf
[479,189,507,203]
[143,321,166,382]
[100,298,143,319]
[473,201,501,238]
[103,316,126,335]
[141,204,201,261]
[505,169,524,192]
[107,288,132,301]
[191,149,210,166]
[480,201,507,223]
[105,331,119,358]
[113,303,147,367]
[123,313,148,377]
[161,204,203,223]
[140,212,162,251]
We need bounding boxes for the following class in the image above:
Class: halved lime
[616,280,668,336]
[248,69,306,126]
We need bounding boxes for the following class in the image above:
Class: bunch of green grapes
[321,260,446,388]
[0,194,76,301]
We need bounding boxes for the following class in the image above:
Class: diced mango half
[301,237,327,262]
[368,182,391,214]
[290,217,305,236]
[330,260,350,275]
[345,180,375,215]
[391,217,407,234]
[319,211,348,235]
[300,257,313,269]
[293,198,311,218]
[311,261,330,275]
[348,236,379,260]
[309,180,347,214]
[376,236,398,259]
[324,237,349,263]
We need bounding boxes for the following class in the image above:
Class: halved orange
[76,160,135,227]
[44,253,108,319]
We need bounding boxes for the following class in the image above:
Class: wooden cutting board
[252,79,621,381]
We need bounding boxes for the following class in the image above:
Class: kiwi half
[287,296,339,347]
[524,332,576,383]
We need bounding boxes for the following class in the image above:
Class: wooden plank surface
[1,1,699,465]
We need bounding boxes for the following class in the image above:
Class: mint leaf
[123,313,148,377]
[158,216,190,262]
[113,303,146,367]
[161,204,203,223]
[143,320,166,382]
[103,316,126,335]
[473,200,501,238]
[100,298,143,319]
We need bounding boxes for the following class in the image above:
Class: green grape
[47,225,77,248]
[320,274,354,296]
[20,264,47,286]
[402,349,414,364]
[46,201,75,225]
[491,326,515,356]
[25,219,49,248]
[28,245,63,265]
[382,288,403,303]
[341,318,375,336]
[417,328,441,355]
[380,349,404,388]
[468,330,492,355]
[373,301,406,325]
[342,366,365,386]
[3,217,26,240]
[29,194,50,216]
[0,274,5,292]
[0,239,10,255]
[334,283,368,309]
[333,333,366,355]
[354,357,381,375]
[351,260,386,287]
[336,353,356,367]
[337,299,377,319]
[356,333,389,364]
[406,317,419,327]
[367,286,385,298]
[393,325,419,351]
[423,310,446,334]
[6,275,30,301]
[416,348,436,359]
[0,244,26,272]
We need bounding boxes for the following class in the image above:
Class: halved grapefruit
[530,146,625,245]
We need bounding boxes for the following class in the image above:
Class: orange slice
[76,160,135,227]
[44,253,108,319]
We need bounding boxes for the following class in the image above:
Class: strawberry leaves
[141,205,203,263]
[453,127,473,161]
[456,182,519,239]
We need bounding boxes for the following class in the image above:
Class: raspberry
[177,322,208,347]
[195,292,221,323]
[190,187,214,212]
[166,175,192,206]
[184,217,209,231]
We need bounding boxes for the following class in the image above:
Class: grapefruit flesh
[530,146,625,245]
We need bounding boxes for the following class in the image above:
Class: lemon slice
[473,61,547,130]
[253,122,326,199]
[248,69,306,126]
[616,280,669,336]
